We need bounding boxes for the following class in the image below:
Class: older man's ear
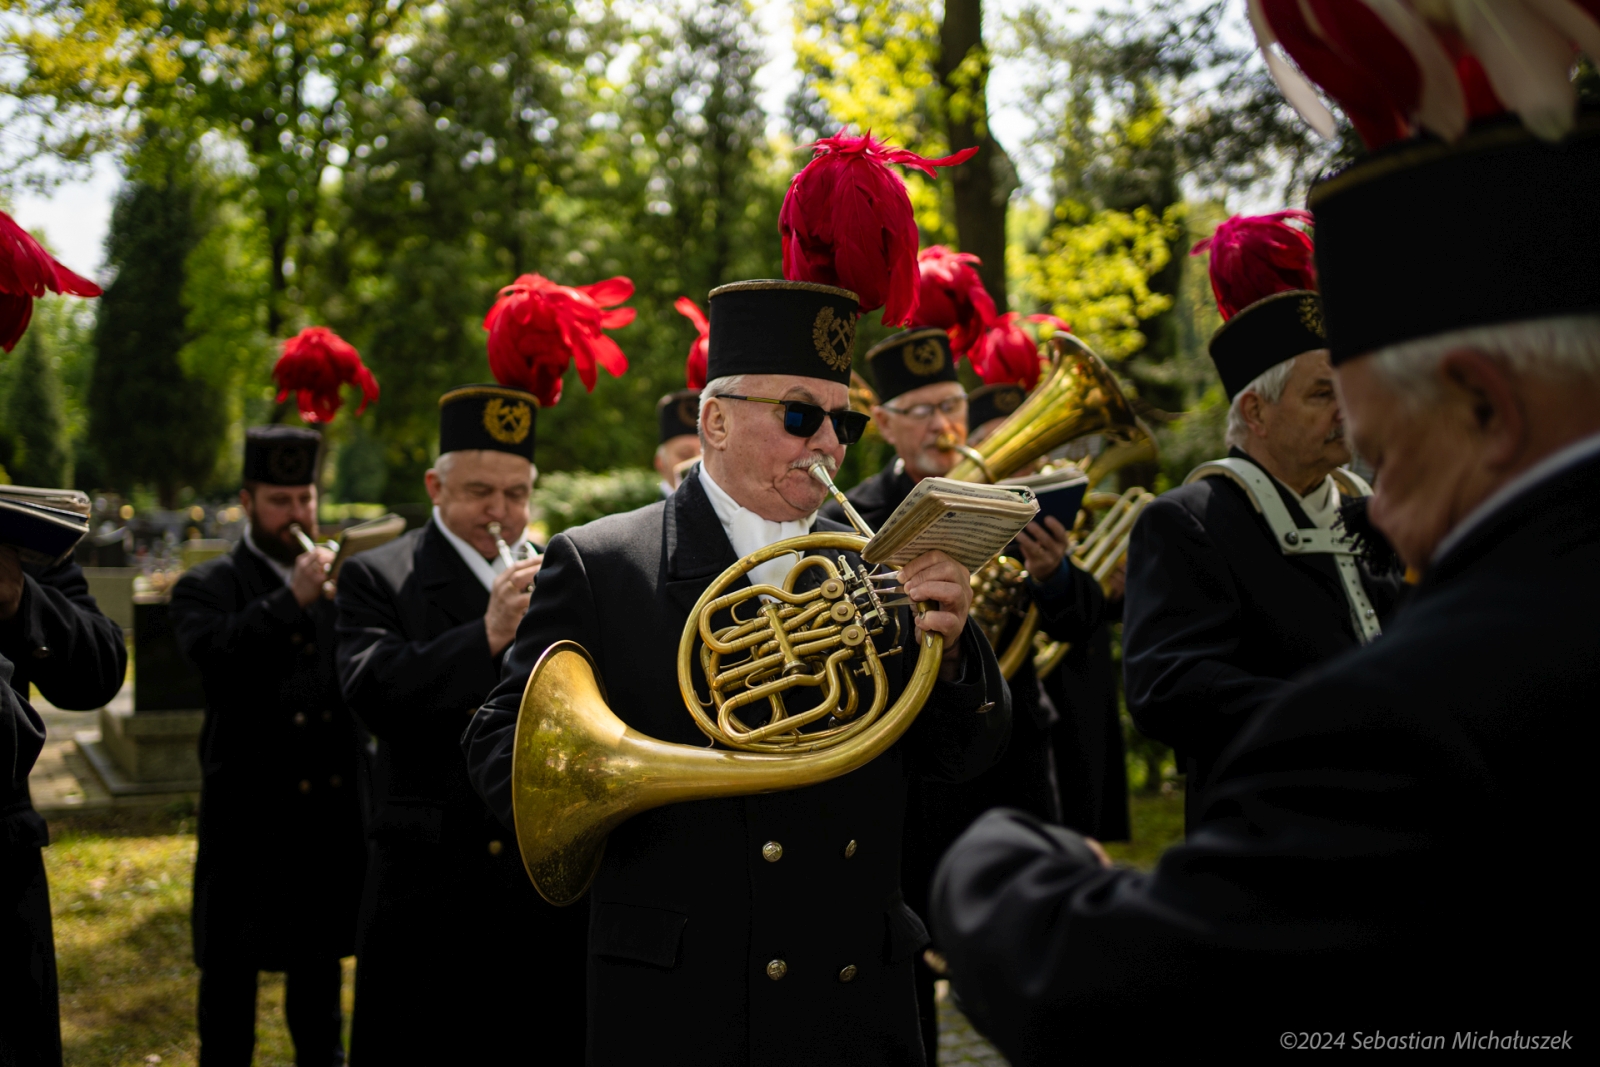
[701,397,731,452]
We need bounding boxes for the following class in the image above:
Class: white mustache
[793,453,837,474]
[1326,425,1346,444]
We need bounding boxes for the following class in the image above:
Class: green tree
[4,330,72,486]
[88,180,227,504]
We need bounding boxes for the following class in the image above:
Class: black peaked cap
[1312,114,1600,363]
[866,328,960,403]
[705,281,860,385]
[967,382,1027,432]
[439,384,538,460]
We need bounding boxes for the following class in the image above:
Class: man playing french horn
[463,280,1009,1067]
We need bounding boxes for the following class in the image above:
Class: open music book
[1001,466,1089,528]
[0,485,92,565]
[329,513,407,578]
[861,477,1039,572]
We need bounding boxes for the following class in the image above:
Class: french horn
[509,466,945,906]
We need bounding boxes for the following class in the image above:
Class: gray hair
[698,375,747,439]
[1223,358,1298,449]
[1367,314,1600,406]
[430,450,537,485]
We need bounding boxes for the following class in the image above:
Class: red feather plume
[483,273,635,407]
[674,296,710,391]
[780,132,979,326]
[968,312,1051,391]
[914,246,997,355]
[272,326,379,424]
[1190,211,1317,321]
[0,210,103,352]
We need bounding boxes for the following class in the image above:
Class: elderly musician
[464,279,1009,1066]
[931,68,1600,1055]
[1122,212,1404,828]
[170,427,365,1067]
[334,382,587,1062]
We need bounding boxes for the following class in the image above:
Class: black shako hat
[657,389,700,443]
[1208,290,1329,399]
[1312,114,1600,364]
[967,382,1027,432]
[865,327,960,403]
[705,281,860,385]
[243,426,323,486]
[439,384,538,460]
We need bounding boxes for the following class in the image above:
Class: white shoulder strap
[1184,458,1382,645]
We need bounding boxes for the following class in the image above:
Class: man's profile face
[426,450,534,560]
[702,373,848,521]
[241,484,318,556]
[1255,350,1351,474]
[1337,356,1480,571]
[655,434,702,489]
[873,380,968,477]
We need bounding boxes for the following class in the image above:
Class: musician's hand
[898,550,971,674]
[291,547,335,608]
[1105,557,1127,602]
[0,546,23,623]
[1016,515,1071,583]
[485,557,541,656]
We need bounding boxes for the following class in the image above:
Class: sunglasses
[718,395,872,445]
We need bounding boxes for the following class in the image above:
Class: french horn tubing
[509,464,945,906]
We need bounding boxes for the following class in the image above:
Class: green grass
[1103,787,1186,871]
[44,809,353,1067]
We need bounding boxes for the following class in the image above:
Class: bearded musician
[464,279,1009,1066]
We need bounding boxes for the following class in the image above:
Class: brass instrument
[943,333,1154,678]
[509,463,945,906]
[487,521,539,568]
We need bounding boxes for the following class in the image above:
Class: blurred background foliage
[2,0,1340,505]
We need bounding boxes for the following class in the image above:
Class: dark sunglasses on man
[717,395,872,445]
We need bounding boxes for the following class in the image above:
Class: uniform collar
[697,465,817,591]
[432,506,526,593]
[1432,429,1600,567]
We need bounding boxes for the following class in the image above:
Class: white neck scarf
[697,467,817,592]
[1298,476,1342,531]
[432,507,527,593]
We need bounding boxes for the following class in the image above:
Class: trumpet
[488,521,540,592]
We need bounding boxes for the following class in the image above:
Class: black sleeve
[0,559,127,710]
[932,666,1508,1060]
[1121,498,1284,759]
[462,532,600,830]
[335,557,498,740]
[169,565,304,674]
[907,620,1011,784]
[1025,558,1106,645]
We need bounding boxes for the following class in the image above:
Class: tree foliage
[3,329,72,486]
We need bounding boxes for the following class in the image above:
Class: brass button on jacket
[488,839,504,856]
[843,839,858,859]
[838,964,858,983]
[298,779,312,794]
[765,959,788,981]
[761,841,783,863]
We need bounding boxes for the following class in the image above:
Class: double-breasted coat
[463,469,1010,1066]
[170,543,365,970]
[334,521,587,1062]
[932,445,1600,1059]
[1,556,127,1067]
[1123,448,1404,814]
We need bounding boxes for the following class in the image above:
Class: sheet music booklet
[861,477,1039,572]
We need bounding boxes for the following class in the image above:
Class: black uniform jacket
[464,468,1010,1067]
[334,521,586,1061]
[932,451,1600,1057]
[1123,448,1403,799]
[1,557,125,1067]
[171,543,365,969]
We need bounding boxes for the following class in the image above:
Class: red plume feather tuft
[0,210,103,352]
[483,273,635,407]
[914,245,997,355]
[272,326,379,424]
[779,132,979,326]
[1191,211,1317,321]
[968,312,1050,391]
[674,296,710,390]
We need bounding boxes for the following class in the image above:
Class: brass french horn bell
[509,465,945,906]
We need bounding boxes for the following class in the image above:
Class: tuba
[951,333,1154,678]
[509,467,946,906]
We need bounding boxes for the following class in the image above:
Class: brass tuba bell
[510,475,946,906]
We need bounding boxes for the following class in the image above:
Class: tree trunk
[939,0,1013,310]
